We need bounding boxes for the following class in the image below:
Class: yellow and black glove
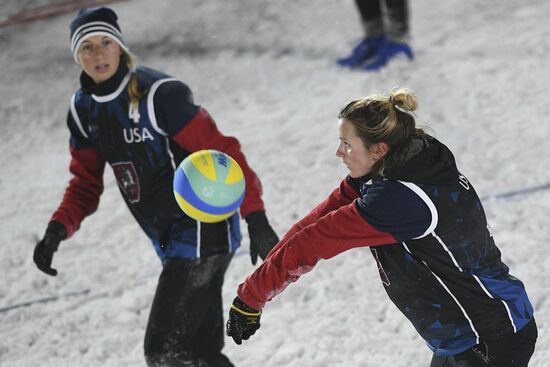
[226,297,261,344]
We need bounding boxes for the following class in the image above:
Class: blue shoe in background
[337,36,385,68]
[363,40,414,71]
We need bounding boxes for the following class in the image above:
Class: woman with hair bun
[227,88,537,366]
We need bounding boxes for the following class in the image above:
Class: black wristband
[233,297,260,314]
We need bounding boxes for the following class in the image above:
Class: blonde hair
[121,50,146,108]
[338,87,424,178]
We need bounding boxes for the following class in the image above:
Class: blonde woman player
[33,7,279,366]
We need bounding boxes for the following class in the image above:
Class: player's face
[336,119,380,178]
[77,35,121,84]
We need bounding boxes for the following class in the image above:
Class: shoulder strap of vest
[70,93,90,139]
[147,78,178,136]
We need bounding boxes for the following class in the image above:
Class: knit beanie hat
[69,7,128,63]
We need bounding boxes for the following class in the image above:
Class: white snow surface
[1,0,550,366]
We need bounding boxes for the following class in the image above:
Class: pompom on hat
[69,7,128,63]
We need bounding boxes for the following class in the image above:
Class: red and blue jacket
[237,135,534,356]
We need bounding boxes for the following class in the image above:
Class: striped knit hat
[69,7,128,63]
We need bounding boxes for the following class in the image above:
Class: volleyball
[173,149,246,223]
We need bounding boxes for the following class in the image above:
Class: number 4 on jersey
[129,103,140,123]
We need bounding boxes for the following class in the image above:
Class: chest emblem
[112,162,141,203]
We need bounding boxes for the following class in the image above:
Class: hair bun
[389,88,418,112]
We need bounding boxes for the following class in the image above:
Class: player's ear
[373,142,389,160]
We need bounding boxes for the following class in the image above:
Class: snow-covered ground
[1,0,549,366]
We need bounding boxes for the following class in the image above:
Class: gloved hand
[245,211,279,265]
[33,221,67,276]
[226,296,262,344]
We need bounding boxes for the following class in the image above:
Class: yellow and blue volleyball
[173,149,246,223]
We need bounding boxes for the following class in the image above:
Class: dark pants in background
[144,254,234,367]
[355,0,409,40]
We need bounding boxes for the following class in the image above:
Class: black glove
[226,297,262,345]
[245,211,279,265]
[33,221,67,276]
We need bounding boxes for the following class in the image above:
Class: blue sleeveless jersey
[67,66,241,261]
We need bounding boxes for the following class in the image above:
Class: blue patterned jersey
[358,136,533,355]
[63,66,249,260]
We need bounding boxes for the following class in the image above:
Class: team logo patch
[112,162,141,203]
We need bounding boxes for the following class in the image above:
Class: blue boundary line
[0,289,90,313]
[480,183,550,202]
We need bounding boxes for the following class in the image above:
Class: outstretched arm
[268,176,363,257]
[238,202,396,310]
[239,180,434,309]
[226,201,395,344]
[227,180,433,343]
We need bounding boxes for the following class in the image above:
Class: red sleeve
[237,203,396,310]
[277,177,359,246]
[172,107,264,217]
[50,146,105,238]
